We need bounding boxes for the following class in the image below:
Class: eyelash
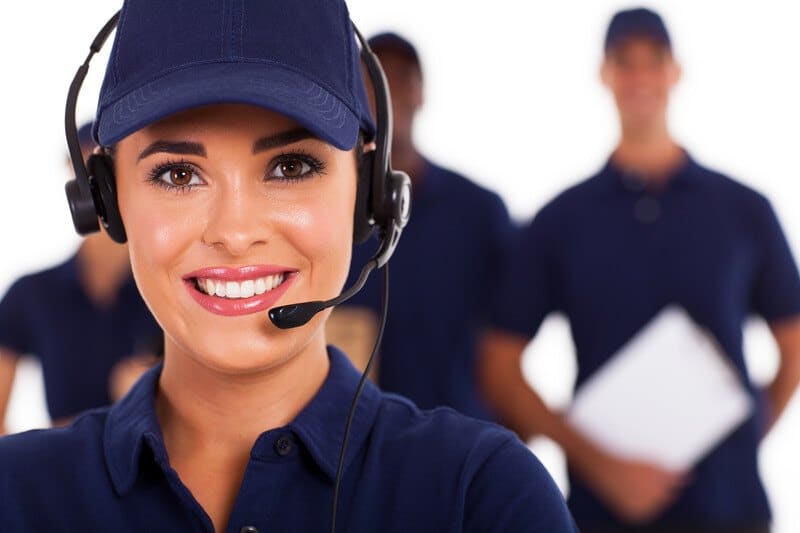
[145,151,327,192]
[270,150,327,182]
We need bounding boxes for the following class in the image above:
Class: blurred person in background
[328,32,515,421]
[0,122,161,434]
[479,7,800,532]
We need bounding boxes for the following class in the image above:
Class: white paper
[567,305,753,471]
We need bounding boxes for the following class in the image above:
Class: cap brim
[96,62,361,150]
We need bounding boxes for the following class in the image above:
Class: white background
[1,1,799,530]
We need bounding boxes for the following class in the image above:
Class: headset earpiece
[87,153,127,244]
[390,171,412,230]
[65,152,127,244]
[351,27,412,261]
[65,178,101,236]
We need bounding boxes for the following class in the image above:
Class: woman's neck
[156,333,330,455]
[155,333,331,530]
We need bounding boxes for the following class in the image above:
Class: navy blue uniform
[0,347,576,532]
[345,160,514,420]
[0,255,160,420]
[493,154,800,529]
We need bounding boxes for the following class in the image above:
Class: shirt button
[275,435,293,456]
[634,196,662,223]
[240,527,259,533]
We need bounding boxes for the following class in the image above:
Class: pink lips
[183,265,297,317]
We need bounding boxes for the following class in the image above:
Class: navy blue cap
[368,32,421,70]
[604,7,671,52]
[94,0,375,150]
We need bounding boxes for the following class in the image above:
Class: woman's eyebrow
[253,128,317,153]
[137,141,206,161]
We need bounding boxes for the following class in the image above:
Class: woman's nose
[201,181,269,256]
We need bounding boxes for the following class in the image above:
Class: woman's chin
[170,331,301,377]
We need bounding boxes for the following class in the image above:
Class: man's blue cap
[604,7,672,52]
[368,32,421,71]
[94,0,375,151]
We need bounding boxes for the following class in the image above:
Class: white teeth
[196,275,286,298]
[254,278,267,295]
[240,280,255,298]
[226,281,240,298]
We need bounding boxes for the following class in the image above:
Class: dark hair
[368,33,422,78]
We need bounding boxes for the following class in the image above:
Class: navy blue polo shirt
[493,153,800,529]
[345,160,514,420]
[0,346,577,532]
[0,254,160,420]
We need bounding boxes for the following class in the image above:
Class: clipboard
[567,305,753,470]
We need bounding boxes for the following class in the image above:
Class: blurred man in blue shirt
[329,33,514,421]
[480,8,800,532]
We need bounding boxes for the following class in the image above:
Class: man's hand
[109,354,159,402]
[583,450,689,524]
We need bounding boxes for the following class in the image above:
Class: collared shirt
[492,153,800,529]
[0,347,576,532]
[345,160,514,421]
[0,254,160,420]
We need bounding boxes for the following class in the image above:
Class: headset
[65,10,410,533]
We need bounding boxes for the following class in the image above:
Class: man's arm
[764,316,800,433]
[478,329,687,524]
[326,307,379,378]
[0,348,20,436]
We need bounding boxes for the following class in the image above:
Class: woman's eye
[158,166,202,187]
[271,158,313,180]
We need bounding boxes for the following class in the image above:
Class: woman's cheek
[119,188,201,313]
[277,190,354,285]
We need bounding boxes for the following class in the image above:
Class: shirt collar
[602,149,699,192]
[103,346,381,495]
[103,361,165,496]
[286,346,381,480]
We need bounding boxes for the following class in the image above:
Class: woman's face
[114,104,357,374]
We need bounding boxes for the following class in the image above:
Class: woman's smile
[183,265,297,316]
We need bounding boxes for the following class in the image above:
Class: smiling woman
[0,0,576,532]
